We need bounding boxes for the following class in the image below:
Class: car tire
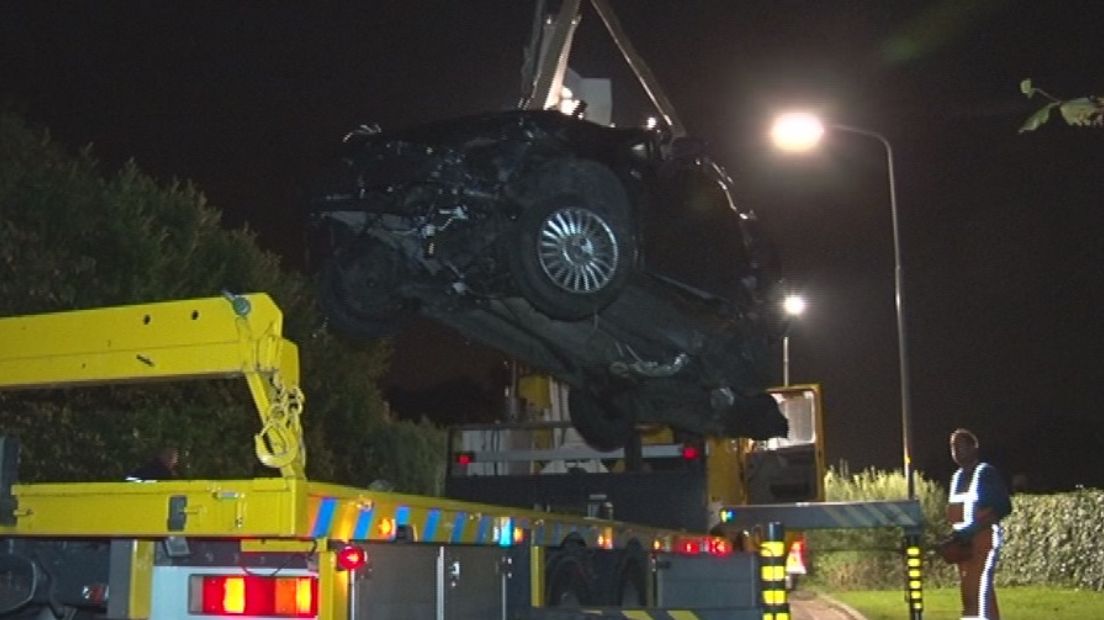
[568,389,635,452]
[317,238,412,339]
[509,159,635,320]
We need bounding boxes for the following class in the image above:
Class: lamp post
[782,294,806,387]
[771,112,915,499]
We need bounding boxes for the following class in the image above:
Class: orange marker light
[378,517,395,539]
[709,538,731,556]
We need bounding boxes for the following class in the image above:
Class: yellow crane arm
[0,293,306,479]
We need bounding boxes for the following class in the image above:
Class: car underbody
[308,110,788,450]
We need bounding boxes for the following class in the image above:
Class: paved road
[790,590,868,620]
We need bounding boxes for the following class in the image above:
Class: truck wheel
[617,560,647,607]
[317,239,411,339]
[509,160,635,320]
[547,555,591,607]
[568,389,634,451]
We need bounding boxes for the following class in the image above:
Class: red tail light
[337,545,367,571]
[190,575,317,617]
[708,538,732,556]
[680,444,701,460]
[455,451,474,466]
[677,538,702,554]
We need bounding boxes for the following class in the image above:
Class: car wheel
[317,238,412,339]
[568,389,635,452]
[510,159,635,320]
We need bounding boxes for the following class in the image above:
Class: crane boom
[521,0,687,137]
[0,293,306,479]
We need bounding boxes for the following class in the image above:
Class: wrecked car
[307,109,787,450]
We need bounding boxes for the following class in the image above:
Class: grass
[829,585,1104,620]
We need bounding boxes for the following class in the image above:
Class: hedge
[999,489,1104,589]
[808,468,1104,591]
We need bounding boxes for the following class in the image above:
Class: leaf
[1020,78,1035,97]
[1018,102,1059,133]
[1059,98,1102,126]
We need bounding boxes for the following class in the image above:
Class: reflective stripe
[450,511,467,543]
[476,515,493,543]
[976,526,1002,620]
[423,509,441,541]
[311,497,337,538]
[352,505,375,540]
[950,464,989,530]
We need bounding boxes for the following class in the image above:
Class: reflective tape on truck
[305,492,730,557]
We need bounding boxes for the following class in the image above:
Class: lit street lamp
[781,294,806,387]
[770,112,915,499]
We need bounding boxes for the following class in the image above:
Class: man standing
[946,428,1012,620]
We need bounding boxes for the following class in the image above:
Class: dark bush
[807,467,958,590]
[808,467,1104,591]
[999,489,1104,589]
[0,111,444,494]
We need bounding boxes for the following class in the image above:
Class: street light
[781,294,806,387]
[770,111,915,499]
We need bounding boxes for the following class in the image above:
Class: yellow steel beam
[0,293,305,478]
[530,544,545,608]
[316,545,350,620]
[129,541,155,619]
[2,477,308,537]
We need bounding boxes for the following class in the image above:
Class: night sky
[2,2,1101,491]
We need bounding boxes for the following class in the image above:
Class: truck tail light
[676,538,702,555]
[680,444,701,460]
[454,451,474,466]
[190,575,317,617]
[337,545,367,571]
[708,538,732,557]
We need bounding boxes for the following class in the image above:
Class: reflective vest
[948,463,998,533]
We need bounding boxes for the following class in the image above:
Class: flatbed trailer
[0,294,781,619]
[444,382,929,620]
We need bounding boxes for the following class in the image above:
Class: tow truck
[0,294,927,619]
[0,293,801,619]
